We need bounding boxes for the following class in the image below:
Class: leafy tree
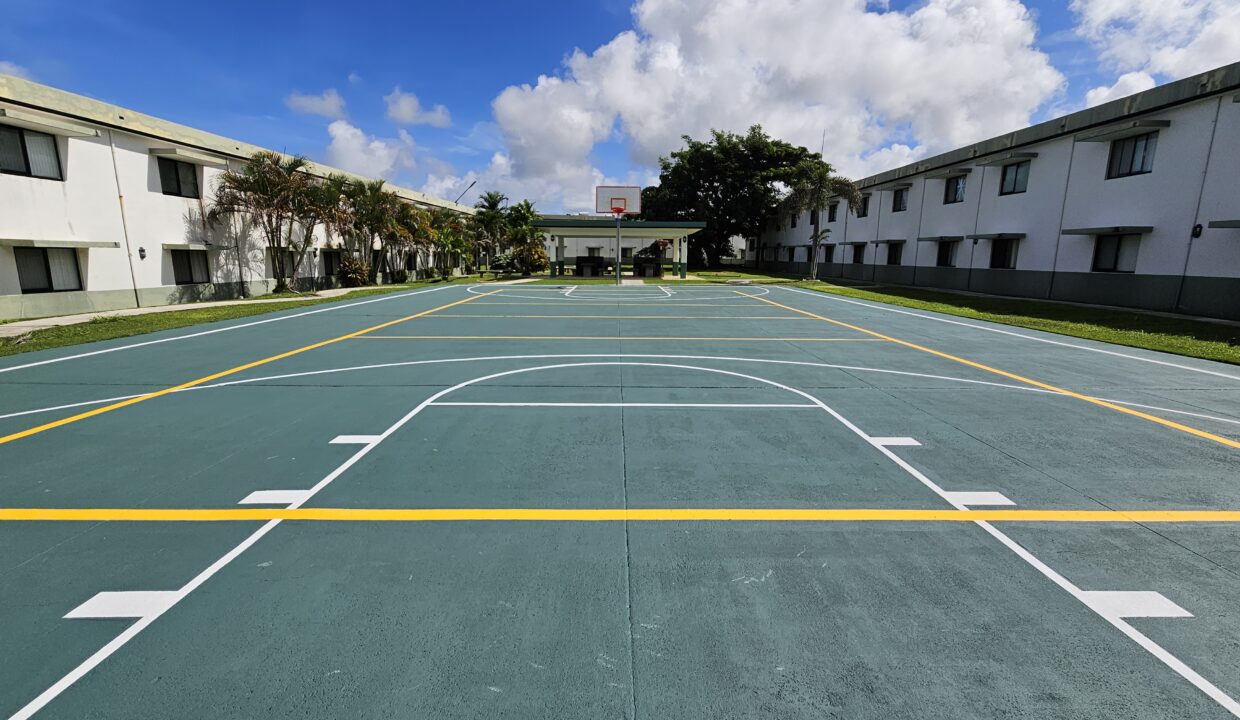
[504,199,543,275]
[642,125,848,268]
[781,158,861,280]
[208,151,309,292]
[344,179,403,283]
[290,174,351,287]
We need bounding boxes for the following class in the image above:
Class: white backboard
[595,185,642,215]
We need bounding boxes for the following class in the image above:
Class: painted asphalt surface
[1,283,1239,718]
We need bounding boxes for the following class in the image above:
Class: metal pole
[615,213,622,285]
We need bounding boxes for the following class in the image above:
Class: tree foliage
[641,125,857,268]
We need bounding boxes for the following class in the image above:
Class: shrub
[337,255,371,287]
[514,244,549,273]
[388,269,409,284]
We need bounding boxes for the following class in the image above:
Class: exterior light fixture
[138,247,146,260]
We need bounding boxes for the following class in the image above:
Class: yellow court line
[0,290,500,445]
[743,292,1240,450]
[352,335,885,342]
[471,302,753,307]
[427,314,814,320]
[5,507,1240,522]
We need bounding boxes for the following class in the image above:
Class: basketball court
[3,210,1240,717]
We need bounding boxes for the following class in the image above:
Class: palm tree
[429,207,469,277]
[391,202,432,278]
[208,151,310,293]
[782,158,861,281]
[289,175,351,289]
[344,179,403,283]
[504,199,544,275]
[472,190,508,271]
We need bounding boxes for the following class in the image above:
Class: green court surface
[2,283,1239,718]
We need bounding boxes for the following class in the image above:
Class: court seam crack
[618,340,640,719]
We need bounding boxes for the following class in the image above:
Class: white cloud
[1083,71,1157,107]
[384,86,451,128]
[285,88,347,119]
[348,72,363,85]
[0,60,32,79]
[324,120,415,179]
[1073,0,1240,98]
[482,0,1063,211]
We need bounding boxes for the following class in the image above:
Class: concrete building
[0,75,471,320]
[757,61,1240,320]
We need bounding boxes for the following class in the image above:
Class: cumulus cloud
[0,60,32,79]
[1084,71,1158,107]
[384,87,451,128]
[324,120,415,179]
[1073,0,1240,99]
[285,88,347,119]
[481,0,1063,211]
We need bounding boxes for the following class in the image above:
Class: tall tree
[781,158,861,280]
[344,179,402,283]
[504,199,545,275]
[472,190,508,267]
[641,125,820,267]
[208,151,309,293]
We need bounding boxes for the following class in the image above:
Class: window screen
[171,249,210,284]
[1107,132,1158,179]
[158,157,200,198]
[989,238,1018,269]
[892,188,908,212]
[944,175,966,204]
[1092,234,1140,272]
[0,126,62,179]
[14,246,80,293]
[936,241,957,267]
[999,161,1030,195]
[886,243,903,265]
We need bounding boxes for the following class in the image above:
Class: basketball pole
[614,211,622,286]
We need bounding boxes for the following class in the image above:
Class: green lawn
[690,270,1240,365]
[0,281,461,358]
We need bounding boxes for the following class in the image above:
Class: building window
[790,213,797,229]
[1092,233,1140,273]
[827,203,838,223]
[809,209,819,226]
[892,188,908,212]
[157,157,200,198]
[170,249,210,285]
[621,247,633,259]
[745,239,755,252]
[999,161,1030,195]
[13,246,81,293]
[269,248,295,279]
[323,250,342,277]
[856,195,870,218]
[943,175,966,204]
[851,245,864,264]
[0,126,63,180]
[936,240,958,268]
[587,247,602,257]
[886,243,903,265]
[989,238,1018,269]
[1107,132,1157,179]
[823,245,834,263]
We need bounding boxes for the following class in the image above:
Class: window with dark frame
[886,243,903,265]
[1107,131,1158,179]
[322,250,342,277]
[809,209,818,226]
[851,244,864,264]
[999,161,1030,195]
[0,125,63,180]
[943,175,966,204]
[13,246,82,293]
[935,240,958,267]
[157,157,200,198]
[587,247,602,257]
[790,214,797,229]
[1092,233,1140,272]
[892,188,908,212]
[824,245,834,263]
[270,248,295,279]
[856,195,870,218]
[827,203,838,223]
[170,249,210,285]
[989,238,1018,269]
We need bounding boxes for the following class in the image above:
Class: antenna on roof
[454,180,477,205]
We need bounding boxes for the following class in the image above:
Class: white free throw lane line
[429,402,817,408]
[1080,591,1193,620]
[940,491,1015,507]
[237,490,313,506]
[330,435,382,445]
[871,436,921,447]
[466,284,771,302]
[777,286,1240,383]
[64,592,179,620]
[0,285,454,376]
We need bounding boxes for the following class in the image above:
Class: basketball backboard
[595,185,642,215]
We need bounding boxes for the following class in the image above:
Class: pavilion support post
[671,235,681,277]
[557,235,566,277]
[679,237,688,279]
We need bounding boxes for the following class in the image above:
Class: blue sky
[2,0,1236,210]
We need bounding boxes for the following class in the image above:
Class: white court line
[872,437,921,447]
[64,591,178,620]
[330,435,381,445]
[466,285,771,302]
[4,354,1239,430]
[941,491,1015,507]
[12,361,1238,717]
[563,285,577,297]
[1081,591,1193,619]
[777,286,1240,382]
[237,490,313,506]
[0,285,454,376]
[429,402,817,408]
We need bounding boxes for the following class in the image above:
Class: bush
[337,255,371,287]
[514,244,549,274]
[388,269,409,284]
[490,251,516,274]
